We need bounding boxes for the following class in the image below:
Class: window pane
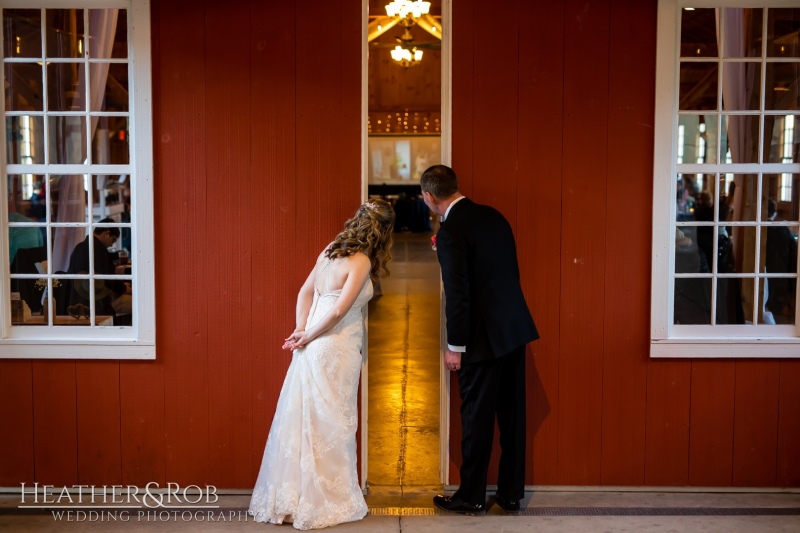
[716,277,747,324]
[679,62,718,110]
[48,115,86,164]
[681,8,718,58]
[3,9,42,58]
[91,116,130,165]
[761,277,796,325]
[46,62,86,111]
[677,115,718,164]
[763,174,798,217]
[765,115,800,163]
[90,175,129,224]
[674,276,712,325]
[7,174,45,222]
[5,63,43,111]
[721,115,760,163]
[90,63,128,112]
[88,9,127,59]
[721,62,761,110]
[45,9,85,58]
[96,277,132,326]
[761,224,799,272]
[49,175,88,224]
[765,63,800,111]
[676,173,717,221]
[675,226,711,274]
[726,174,758,222]
[6,116,44,164]
[721,8,763,58]
[767,8,800,58]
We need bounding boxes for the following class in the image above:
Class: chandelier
[385,1,431,67]
[385,0,431,21]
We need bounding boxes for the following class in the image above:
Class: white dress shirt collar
[442,195,466,222]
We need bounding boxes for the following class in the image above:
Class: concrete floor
[1,490,798,532]
[3,236,798,531]
[367,232,442,487]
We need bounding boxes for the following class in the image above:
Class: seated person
[67,220,131,319]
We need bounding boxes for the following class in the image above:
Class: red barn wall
[1,0,798,491]
[448,0,800,488]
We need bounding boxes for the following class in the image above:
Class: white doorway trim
[359,0,453,490]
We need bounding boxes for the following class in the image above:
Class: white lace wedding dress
[249,259,371,530]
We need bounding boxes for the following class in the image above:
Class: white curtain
[51,9,118,272]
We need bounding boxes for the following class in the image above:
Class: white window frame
[0,0,154,359]
[652,0,800,358]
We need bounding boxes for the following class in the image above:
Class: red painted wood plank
[777,361,800,486]
[732,361,780,486]
[296,0,362,266]
[75,362,121,485]
[470,0,518,223]
[204,0,254,489]
[32,361,77,485]
[645,361,691,485]
[688,361,735,486]
[450,0,474,196]
[517,0,564,486]
[556,0,610,485]
[249,0,297,484]
[599,0,656,485]
[120,362,166,486]
[468,0,520,487]
[0,361,34,486]
[154,0,210,486]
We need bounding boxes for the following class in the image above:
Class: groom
[420,165,538,515]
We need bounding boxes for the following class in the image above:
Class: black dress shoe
[433,495,486,515]
[493,494,521,513]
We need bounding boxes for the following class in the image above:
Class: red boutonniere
[431,234,437,251]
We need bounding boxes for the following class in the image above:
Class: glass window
[1,1,153,359]
[653,2,800,358]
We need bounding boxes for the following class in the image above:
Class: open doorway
[362,0,448,490]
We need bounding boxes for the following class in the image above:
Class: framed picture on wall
[368,134,441,184]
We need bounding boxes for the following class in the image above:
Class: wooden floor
[367,232,442,487]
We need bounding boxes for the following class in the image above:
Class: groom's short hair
[420,165,459,199]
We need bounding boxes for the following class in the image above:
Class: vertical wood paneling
[599,0,655,485]
[517,0,564,486]
[688,362,735,486]
[204,0,254,489]
[470,0,519,485]
[32,362,77,484]
[296,0,361,262]
[156,0,210,486]
[450,0,474,195]
[732,362,780,486]
[556,0,610,485]
[249,0,297,482]
[0,361,34,485]
[76,362,121,484]
[120,362,166,486]
[777,361,800,486]
[645,362,691,485]
[469,0,518,220]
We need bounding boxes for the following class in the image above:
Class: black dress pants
[454,346,526,505]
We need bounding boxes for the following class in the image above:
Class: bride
[249,199,395,530]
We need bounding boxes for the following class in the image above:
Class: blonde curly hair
[325,198,396,279]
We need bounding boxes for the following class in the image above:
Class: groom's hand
[444,349,461,372]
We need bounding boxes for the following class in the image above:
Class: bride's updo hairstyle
[325,198,396,278]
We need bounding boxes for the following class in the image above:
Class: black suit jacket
[436,198,538,364]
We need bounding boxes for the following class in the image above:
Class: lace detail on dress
[248,263,372,530]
